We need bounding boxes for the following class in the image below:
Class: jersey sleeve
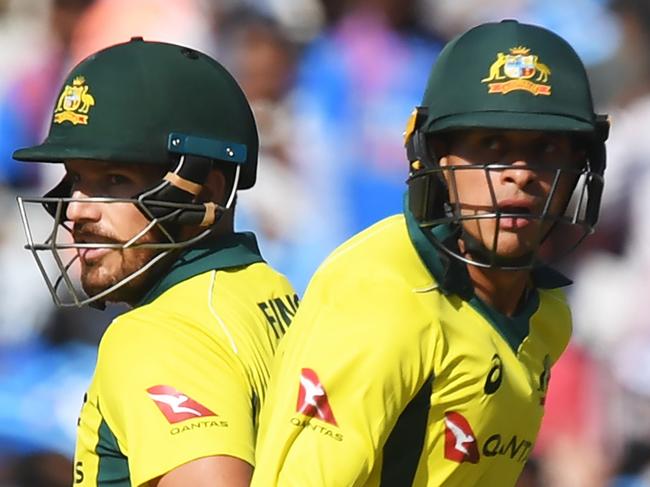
[252,274,437,486]
[95,311,254,487]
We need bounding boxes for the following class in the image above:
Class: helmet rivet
[171,138,181,147]
[226,147,234,157]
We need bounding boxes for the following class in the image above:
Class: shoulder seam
[322,216,403,268]
[207,270,239,354]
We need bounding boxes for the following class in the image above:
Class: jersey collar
[403,200,572,297]
[138,232,264,306]
[404,202,572,352]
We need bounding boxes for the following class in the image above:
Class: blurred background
[0,0,647,485]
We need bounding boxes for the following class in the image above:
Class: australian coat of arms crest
[481,46,551,96]
[53,76,95,125]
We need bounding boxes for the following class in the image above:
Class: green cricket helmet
[14,38,259,307]
[404,19,610,269]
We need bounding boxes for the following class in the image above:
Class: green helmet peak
[13,38,259,189]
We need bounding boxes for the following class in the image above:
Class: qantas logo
[444,412,480,463]
[296,368,337,426]
[147,385,217,424]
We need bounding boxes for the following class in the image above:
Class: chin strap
[40,154,228,229]
[137,155,220,227]
[139,154,240,229]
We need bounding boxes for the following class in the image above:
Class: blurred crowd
[0,0,647,485]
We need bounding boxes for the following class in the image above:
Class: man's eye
[482,137,502,152]
[542,142,558,154]
[108,174,129,185]
[537,136,572,156]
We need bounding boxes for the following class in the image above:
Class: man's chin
[78,249,175,305]
[491,232,542,256]
[80,266,164,305]
[81,273,142,304]
[82,283,145,306]
[469,238,537,265]
[82,280,118,302]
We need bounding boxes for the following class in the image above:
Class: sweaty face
[64,159,167,303]
[438,129,586,260]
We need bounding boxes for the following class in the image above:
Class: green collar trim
[404,199,571,352]
[468,293,539,352]
[138,232,264,306]
[404,203,474,298]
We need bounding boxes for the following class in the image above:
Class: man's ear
[200,169,227,204]
[428,135,449,165]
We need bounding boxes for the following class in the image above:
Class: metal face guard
[17,195,209,307]
[408,161,601,269]
[16,163,240,308]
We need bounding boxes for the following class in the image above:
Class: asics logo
[484,353,503,395]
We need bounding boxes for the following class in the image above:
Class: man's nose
[66,189,101,223]
[499,160,537,189]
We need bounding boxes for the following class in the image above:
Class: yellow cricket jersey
[252,211,572,487]
[73,233,298,486]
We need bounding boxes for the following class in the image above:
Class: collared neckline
[138,232,264,306]
[404,200,571,352]
[403,202,572,294]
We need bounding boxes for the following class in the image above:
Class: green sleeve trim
[96,419,130,486]
[380,374,434,486]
